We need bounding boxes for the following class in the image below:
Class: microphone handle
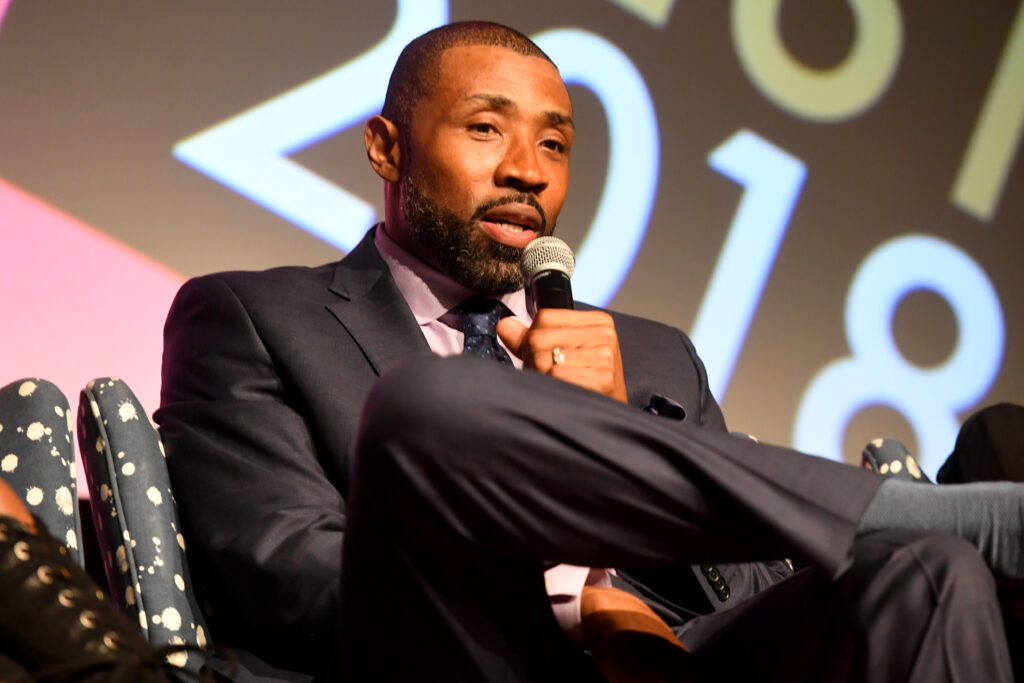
[529,270,574,312]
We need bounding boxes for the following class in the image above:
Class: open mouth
[487,220,530,232]
[478,203,544,248]
[479,217,539,249]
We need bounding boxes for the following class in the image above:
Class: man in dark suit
[157,21,1020,682]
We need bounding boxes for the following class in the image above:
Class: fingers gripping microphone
[521,236,575,315]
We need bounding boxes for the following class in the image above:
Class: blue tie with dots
[452,296,514,366]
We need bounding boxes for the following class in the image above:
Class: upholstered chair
[0,378,82,565]
[77,378,210,676]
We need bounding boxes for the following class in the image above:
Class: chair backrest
[860,437,932,483]
[77,377,210,674]
[0,378,83,566]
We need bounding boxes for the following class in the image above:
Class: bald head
[365,23,572,294]
[381,21,555,135]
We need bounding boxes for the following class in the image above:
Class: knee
[876,531,999,606]
[840,531,1001,649]
[913,532,998,593]
[360,355,495,440]
[355,355,504,476]
[361,355,448,437]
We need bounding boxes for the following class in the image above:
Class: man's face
[395,45,574,295]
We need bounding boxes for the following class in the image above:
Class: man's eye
[469,123,495,134]
[542,139,566,153]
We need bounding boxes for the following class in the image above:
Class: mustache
[470,193,548,235]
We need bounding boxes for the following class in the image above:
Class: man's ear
[364,115,402,183]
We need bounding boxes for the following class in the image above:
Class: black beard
[400,177,548,296]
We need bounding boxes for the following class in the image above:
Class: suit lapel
[325,228,430,375]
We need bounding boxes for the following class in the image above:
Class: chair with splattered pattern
[860,437,932,483]
[0,377,83,566]
[77,377,210,676]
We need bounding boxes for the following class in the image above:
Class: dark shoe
[0,515,205,682]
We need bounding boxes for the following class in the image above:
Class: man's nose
[495,136,548,194]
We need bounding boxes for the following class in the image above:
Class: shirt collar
[374,224,531,325]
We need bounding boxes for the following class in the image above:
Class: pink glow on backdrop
[0,0,11,29]
[0,177,183,421]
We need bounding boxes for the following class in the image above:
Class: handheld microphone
[520,236,575,315]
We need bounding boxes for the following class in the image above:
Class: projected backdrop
[1,0,1022,479]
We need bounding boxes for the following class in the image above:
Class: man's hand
[497,309,628,403]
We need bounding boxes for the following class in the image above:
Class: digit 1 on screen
[793,235,1004,479]
[691,130,807,401]
[950,0,1024,222]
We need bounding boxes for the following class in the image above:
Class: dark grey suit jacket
[156,228,791,677]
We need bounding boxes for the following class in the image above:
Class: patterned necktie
[451,296,514,366]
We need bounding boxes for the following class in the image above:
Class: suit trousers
[336,356,1013,681]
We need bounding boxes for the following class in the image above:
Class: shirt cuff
[545,564,613,648]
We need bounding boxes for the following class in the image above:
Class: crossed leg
[337,356,1015,682]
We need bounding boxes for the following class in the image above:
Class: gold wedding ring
[552,346,566,366]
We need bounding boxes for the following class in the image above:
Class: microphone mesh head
[520,236,575,280]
